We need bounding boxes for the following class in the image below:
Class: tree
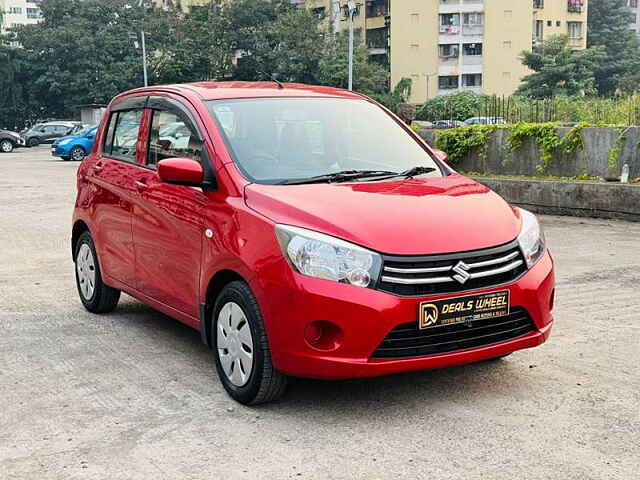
[318,31,388,94]
[588,0,640,95]
[230,2,325,83]
[516,35,607,99]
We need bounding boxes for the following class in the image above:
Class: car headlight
[275,225,382,288]
[517,208,545,268]
[58,138,72,146]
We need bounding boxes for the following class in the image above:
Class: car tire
[74,231,120,313]
[70,146,86,161]
[0,139,14,153]
[212,281,288,405]
[27,137,39,147]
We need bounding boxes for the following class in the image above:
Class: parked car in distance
[0,129,25,153]
[22,121,84,147]
[72,82,554,405]
[51,124,98,161]
[432,120,465,129]
[464,116,507,126]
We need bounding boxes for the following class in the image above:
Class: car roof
[118,81,365,102]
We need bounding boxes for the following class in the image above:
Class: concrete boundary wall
[420,127,640,178]
[473,177,640,222]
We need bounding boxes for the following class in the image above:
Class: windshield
[206,98,443,184]
[77,125,97,136]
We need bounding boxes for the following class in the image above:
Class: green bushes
[433,122,592,172]
[416,92,487,122]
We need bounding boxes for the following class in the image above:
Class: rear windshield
[206,98,442,184]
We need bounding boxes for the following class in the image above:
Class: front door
[132,104,207,318]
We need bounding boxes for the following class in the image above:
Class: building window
[439,44,460,58]
[26,8,40,19]
[462,12,484,35]
[439,76,459,90]
[311,7,326,19]
[8,7,23,14]
[631,0,639,8]
[463,74,482,87]
[440,13,460,34]
[567,21,583,39]
[503,40,512,48]
[568,0,584,13]
[533,0,545,8]
[547,20,552,26]
[535,20,544,41]
[463,43,482,56]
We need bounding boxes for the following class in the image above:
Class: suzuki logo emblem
[452,261,471,284]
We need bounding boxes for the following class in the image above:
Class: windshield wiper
[281,170,399,185]
[357,166,437,182]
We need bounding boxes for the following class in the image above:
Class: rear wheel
[70,146,86,161]
[212,281,288,405]
[0,139,14,153]
[74,231,120,313]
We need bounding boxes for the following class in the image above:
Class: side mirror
[433,148,448,164]
[157,157,204,186]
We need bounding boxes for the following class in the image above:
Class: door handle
[135,180,148,193]
[93,162,103,173]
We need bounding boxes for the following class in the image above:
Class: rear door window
[103,110,142,161]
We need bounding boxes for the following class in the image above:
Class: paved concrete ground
[1,147,638,480]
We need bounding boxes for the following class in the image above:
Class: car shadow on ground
[110,296,533,416]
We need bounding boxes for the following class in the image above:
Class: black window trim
[145,96,216,187]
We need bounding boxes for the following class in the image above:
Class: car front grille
[377,240,527,297]
[371,307,535,359]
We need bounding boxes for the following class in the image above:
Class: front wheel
[74,231,120,313]
[212,281,288,405]
[0,139,14,153]
[27,137,39,147]
[70,146,86,161]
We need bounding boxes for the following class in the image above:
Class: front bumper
[258,250,555,380]
[51,144,70,157]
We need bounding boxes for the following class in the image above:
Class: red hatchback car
[72,82,554,404]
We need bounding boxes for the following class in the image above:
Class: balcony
[462,24,484,35]
[440,24,461,35]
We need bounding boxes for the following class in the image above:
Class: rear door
[131,97,208,317]
[87,97,147,287]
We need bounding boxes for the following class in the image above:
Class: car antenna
[270,74,285,90]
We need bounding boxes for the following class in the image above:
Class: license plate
[419,290,510,329]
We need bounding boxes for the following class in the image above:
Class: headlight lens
[275,225,382,288]
[517,208,545,268]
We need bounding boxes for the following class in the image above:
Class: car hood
[244,174,522,255]
[53,135,77,145]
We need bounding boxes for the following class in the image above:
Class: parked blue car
[51,124,98,161]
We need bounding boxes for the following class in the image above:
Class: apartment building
[300,1,588,103]
[0,0,42,34]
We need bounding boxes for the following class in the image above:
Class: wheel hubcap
[217,302,254,387]
[72,148,84,161]
[76,244,96,300]
[1,141,11,152]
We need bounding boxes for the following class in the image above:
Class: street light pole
[346,1,357,91]
[141,30,148,87]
